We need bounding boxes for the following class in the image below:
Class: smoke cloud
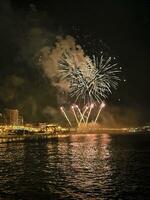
[100,105,142,128]
[38,35,86,91]
[0,0,60,122]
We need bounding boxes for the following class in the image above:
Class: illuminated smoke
[38,35,86,91]
[39,36,121,105]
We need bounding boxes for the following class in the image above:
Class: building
[4,109,19,125]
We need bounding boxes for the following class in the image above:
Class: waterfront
[1,133,150,199]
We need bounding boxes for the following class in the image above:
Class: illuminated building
[4,109,19,125]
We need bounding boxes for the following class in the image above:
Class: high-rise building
[4,109,19,125]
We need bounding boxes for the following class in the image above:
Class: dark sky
[0,0,150,124]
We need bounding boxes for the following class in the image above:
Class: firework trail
[79,106,89,125]
[72,104,83,121]
[86,103,94,125]
[59,51,121,104]
[71,105,79,125]
[95,101,105,123]
[60,107,72,126]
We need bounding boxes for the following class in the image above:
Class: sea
[1,133,150,200]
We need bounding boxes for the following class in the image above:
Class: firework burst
[59,51,121,104]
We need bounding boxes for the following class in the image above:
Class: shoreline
[0,130,150,143]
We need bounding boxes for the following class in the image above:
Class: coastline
[0,129,150,143]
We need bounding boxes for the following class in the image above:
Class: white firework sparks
[59,51,121,104]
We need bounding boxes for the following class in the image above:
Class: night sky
[0,0,150,124]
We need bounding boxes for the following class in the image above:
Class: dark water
[1,133,150,200]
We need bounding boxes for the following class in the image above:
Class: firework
[95,101,105,123]
[71,105,79,125]
[74,104,85,122]
[59,51,121,104]
[86,103,94,125]
[60,107,72,126]
[79,106,89,125]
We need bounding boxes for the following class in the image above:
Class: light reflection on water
[1,133,150,199]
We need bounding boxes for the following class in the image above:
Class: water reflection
[45,134,113,199]
[0,142,24,196]
[1,134,150,199]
